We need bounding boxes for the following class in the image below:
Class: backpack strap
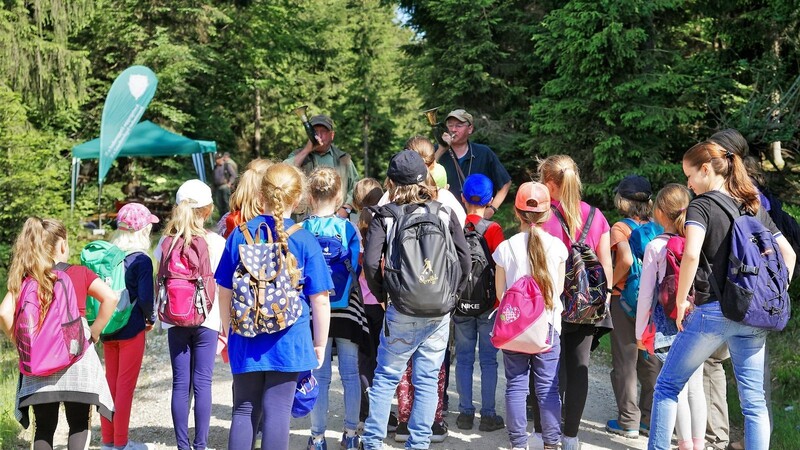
[551,207,575,245]
[621,218,640,232]
[702,191,745,221]
[473,218,493,237]
[577,207,596,245]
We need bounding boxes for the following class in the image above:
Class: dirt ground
[41,329,649,450]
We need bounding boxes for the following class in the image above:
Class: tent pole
[70,158,77,217]
[98,183,103,230]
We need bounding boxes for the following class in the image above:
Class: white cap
[176,179,213,208]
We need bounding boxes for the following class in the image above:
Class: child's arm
[310,291,331,368]
[87,278,119,343]
[218,287,232,337]
[363,215,387,301]
[635,241,660,343]
[612,239,633,290]
[675,225,705,330]
[495,265,507,300]
[597,231,613,304]
[0,292,14,340]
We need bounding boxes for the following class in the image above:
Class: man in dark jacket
[212,152,237,214]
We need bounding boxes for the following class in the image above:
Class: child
[453,173,505,432]
[220,158,274,238]
[636,183,706,450]
[103,202,158,450]
[0,218,117,450]
[304,167,364,450]
[361,150,470,450]
[606,175,661,438]
[493,182,567,450]
[538,155,613,450]
[649,142,795,450]
[155,180,225,450]
[214,163,332,450]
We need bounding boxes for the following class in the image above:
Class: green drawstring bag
[80,240,138,335]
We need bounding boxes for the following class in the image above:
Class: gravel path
[43,329,649,450]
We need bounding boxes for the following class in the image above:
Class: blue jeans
[311,337,361,435]
[453,309,498,416]
[649,302,769,450]
[504,331,561,448]
[362,304,450,450]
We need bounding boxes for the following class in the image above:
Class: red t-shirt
[65,265,98,316]
[465,214,505,254]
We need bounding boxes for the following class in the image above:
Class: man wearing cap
[285,114,359,218]
[436,109,511,219]
[212,152,237,214]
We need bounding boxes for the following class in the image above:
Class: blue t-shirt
[215,215,334,374]
[439,142,511,204]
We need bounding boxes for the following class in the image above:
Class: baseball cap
[462,174,494,206]
[309,114,335,131]
[431,163,447,189]
[615,175,652,201]
[515,182,550,213]
[117,202,159,231]
[387,150,428,186]
[445,109,474,126]
[176,179,213,208]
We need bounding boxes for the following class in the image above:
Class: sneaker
[606,419,639,438]
[562,436,581,450]
[118,442,155,450]
[387,411,398,433]
[639,421,650,436]
[341,433,360,450]
[430,421,448,443]
[101,444,114,450]
[394,422,410,442]
[254,430,263,449]
[478,414,505,432]
[456,412,475,430]
[308,436,328,450]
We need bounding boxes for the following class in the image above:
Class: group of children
[0,129,793,450]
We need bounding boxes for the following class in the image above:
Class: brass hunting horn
[422,106,448,147]
[292,105,322,146]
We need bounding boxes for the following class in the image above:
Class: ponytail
[654,184,691,237]
[163,201,210,254]
[262,163,306,287]
[683,141,760,214]
[516,209,554,309]
[538,155,582,238]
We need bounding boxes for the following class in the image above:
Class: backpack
[456,219,496,316]
[490,275,555,354]
[657,234,695,320]
[703,191,791,331]
[156,236,216,327]
[552,207,608,324]
[231,221,304,337]
[619,219,664,317]
[301,216,357,309]
[13,263,87,376]
[80,241,138,335]
[379,201,461,317]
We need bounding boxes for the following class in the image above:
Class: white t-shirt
[154,232,226,332]
[493,228,568,334]
[378,188,467,226]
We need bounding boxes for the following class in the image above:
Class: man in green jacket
[285,114,359,218]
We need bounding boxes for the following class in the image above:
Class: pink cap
[117,202,159,231]
[515,182,550,213]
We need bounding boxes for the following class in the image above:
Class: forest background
[1,0,800,447]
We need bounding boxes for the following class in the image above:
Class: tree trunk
[363,98,370,177]
[771,39,785,169]
[254,87,262,158]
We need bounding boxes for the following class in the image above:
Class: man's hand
[483,206,496,220]
[337,205,352,218]
[441,132,453,147]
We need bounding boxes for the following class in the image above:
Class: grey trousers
[703,345,730,449]
[609,297,661,429]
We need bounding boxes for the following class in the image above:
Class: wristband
[488,205,497,213]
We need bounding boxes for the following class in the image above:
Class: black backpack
[456,219,496,316]
[380,201,461,317]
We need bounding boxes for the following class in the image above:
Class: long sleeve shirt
[635,234,669,340]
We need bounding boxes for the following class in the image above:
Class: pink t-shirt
[542,201,610,251]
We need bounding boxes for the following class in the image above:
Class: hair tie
[679,207,687,212]
[725,150,734,160]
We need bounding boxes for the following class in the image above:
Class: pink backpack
[156,236,216,327]
[14,264,87,376]
[490,275,555,354]
[657,234,694,320]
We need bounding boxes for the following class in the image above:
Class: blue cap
[462,174,494,206]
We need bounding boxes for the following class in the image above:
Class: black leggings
[32,402,90,450]
[558,323,595,437]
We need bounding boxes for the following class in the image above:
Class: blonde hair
[353,177,383,211]
[162,202,213,253]
[7,218,68,328]
[515,209,555,310]
[261,163,305,287]
[405,136,435,166]
[112,224,152,252]
[386,178,438,205]
[307,167,343,207]
[230,158,274,222]
[538,155,582,238]
[654,184,691,236]
[614,193,652,220]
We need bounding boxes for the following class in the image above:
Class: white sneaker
[118,442,156,450]
[562,436,581,450]
[100,444,115,450]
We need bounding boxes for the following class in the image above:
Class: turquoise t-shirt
[215,215,333,374]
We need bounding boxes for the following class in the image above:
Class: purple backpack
[14,263,87,376]
[157,236,216,327]
[704,191,791,331]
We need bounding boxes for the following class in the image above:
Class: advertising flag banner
[99,66,158,185]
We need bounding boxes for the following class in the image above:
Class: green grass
[0,340,22,449]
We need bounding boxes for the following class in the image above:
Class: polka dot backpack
[231,222,303,337]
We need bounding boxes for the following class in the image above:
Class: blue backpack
[703,191,791,331]
[302,216,358,309]
[619,219,664,317]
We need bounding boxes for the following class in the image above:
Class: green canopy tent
[70,120,217,212]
